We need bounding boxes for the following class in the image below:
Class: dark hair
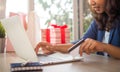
[91,0,120,31]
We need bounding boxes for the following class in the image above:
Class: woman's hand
[35,42,55,55]
[79,38,105,56]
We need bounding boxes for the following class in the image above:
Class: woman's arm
[53,43,73,53]
[103,44,120,59]
[79,38,120,59]
[35,42,73,54]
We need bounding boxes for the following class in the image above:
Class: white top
[102,31,110,56]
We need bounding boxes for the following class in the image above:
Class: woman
[35,0,120,59]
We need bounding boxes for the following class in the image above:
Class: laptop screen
[1,16,38,62]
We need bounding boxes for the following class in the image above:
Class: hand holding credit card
[68,38,85,53]
[68,38,85,57]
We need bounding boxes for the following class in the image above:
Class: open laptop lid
[0,16,38,62]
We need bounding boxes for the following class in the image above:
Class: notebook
[10,62,43,72]
[0,16,83,66]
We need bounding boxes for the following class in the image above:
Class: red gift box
[41,25,70,44]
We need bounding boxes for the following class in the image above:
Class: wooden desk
[0,53,120,72]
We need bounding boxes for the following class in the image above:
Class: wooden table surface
[0,53,120,72]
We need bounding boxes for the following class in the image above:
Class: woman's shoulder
[90,20,98,28]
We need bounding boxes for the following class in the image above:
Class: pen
[68,38,85,53]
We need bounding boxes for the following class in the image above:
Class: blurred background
[0,0,93,52]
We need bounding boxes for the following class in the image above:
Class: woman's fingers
[35,42,42,54]
[80,38,91,55]
[88,40,97,53]
[79,39,89,56]
[79,38,98,56]
[79,45,83,56]
[83,38,93,54]
[35,42,51,54]
[42,49,54,54]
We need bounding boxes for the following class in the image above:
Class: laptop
[0,16,83,66]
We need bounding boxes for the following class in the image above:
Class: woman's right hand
[35,42,55,55]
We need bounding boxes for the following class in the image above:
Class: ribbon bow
[51,24,67,28]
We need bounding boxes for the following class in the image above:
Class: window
[34,0,92,41]
[34,0,74,41]
[73,0,92,39]
[6,0,28,17]
[83,0,92,33]
[0,0,6,19]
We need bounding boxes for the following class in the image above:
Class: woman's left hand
[79,38,105,56]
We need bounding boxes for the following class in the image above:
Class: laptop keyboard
[37,52,83,65]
